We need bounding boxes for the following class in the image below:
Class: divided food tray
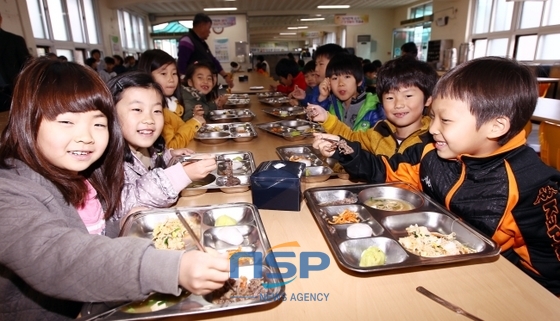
[208,109,255,123]
[256,92,284,98]
[259,97,291,107]
[304,182,500,273]
[255,120,324,141]
[108,203,284,320]
[276,144,349,180]
[170,151,256,195]
[261,106,307,120]
[195,122,258,144]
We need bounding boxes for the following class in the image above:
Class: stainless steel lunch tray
[195,122,258,144]
[109,203,284,320]
[257,91,284,98]
[262,106,307,120]
[276,144,348,180]
[225,98,251,108]
[170,151,257,194]
[208,109,255,123]
[304,182,501,273]
[255,120,324,141]
[226,94,250,100]
[259,97,291,107]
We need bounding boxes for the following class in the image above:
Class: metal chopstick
[416,286,483,321]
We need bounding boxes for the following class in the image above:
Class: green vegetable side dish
[305,169,311,176]
[289,131,301,137]
[233,156,243,161]
[359,246,386,267]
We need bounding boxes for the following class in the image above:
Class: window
[118,10,148,53]
[471,0,560,62]
[409,3,432,19]
[26,0,100,61]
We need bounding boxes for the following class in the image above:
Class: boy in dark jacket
[313,57,560,295]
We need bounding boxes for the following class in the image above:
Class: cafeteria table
[229,72,278,94]
[162,96,560,320]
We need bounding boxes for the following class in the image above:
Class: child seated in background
[290,43,346,108]
[289,60,318,106]
[309,53,383,132]
[137,49,205,149]
[363,62,379,94]
[307,55,437,156]
[271,58,307,94]
[182,61,227,120]
[255,62,269,77]
[230,61,240,73]
[313,57,560,295]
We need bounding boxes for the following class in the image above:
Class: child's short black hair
[275,58,300,78]
[314,43,346,60]
[303,61,316,74]
[372,60,382,69]
[401,42,418,57]
[230,61,239,68]
[104,56,115,65]
[325,53,363,84]
[433,57,537,146]
[363,63,378,74]
[376,55,437,104]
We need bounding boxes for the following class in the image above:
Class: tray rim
[195,122,258,141]
[170,150,257,191]
[111,202,285,320]
[303,182,501,273]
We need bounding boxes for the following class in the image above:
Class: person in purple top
[177,13,234,89]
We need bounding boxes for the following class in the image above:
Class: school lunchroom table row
[159,95,559,320]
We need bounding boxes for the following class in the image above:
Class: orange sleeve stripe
[383,158,423,189]
[493,161,539,275]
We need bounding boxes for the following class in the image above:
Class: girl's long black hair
[107,72,167,169]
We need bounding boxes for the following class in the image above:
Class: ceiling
[112,0,420,42]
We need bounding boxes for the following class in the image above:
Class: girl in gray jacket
[0,58,229,320]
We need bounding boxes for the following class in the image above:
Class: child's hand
[290,85,305,100]
[306,103,328,122]
[193,105,206,125]
[215,95,228,108]
[289,99,299,107]
[182,154,216,181]
[178,248,230,295]
[170,148,195,157]
[312,133,340,158]
[318,78,331,102]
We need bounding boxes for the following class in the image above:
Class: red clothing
[276,72,307,94]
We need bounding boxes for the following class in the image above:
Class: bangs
[37,62,113,121]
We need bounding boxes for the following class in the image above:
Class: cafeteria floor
[0,110,542,153]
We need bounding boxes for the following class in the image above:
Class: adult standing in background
[177,13,233,88]
[0,13,30,111]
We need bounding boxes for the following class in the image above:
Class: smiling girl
[106,72,216,231]
[182,61,227,120]
[0,59,228,319]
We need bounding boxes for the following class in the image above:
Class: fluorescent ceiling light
[204,7,237,11]
[300,17,325,21]
[317,5,350,9]
[287,26,308,29]
[280,32,297,35]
